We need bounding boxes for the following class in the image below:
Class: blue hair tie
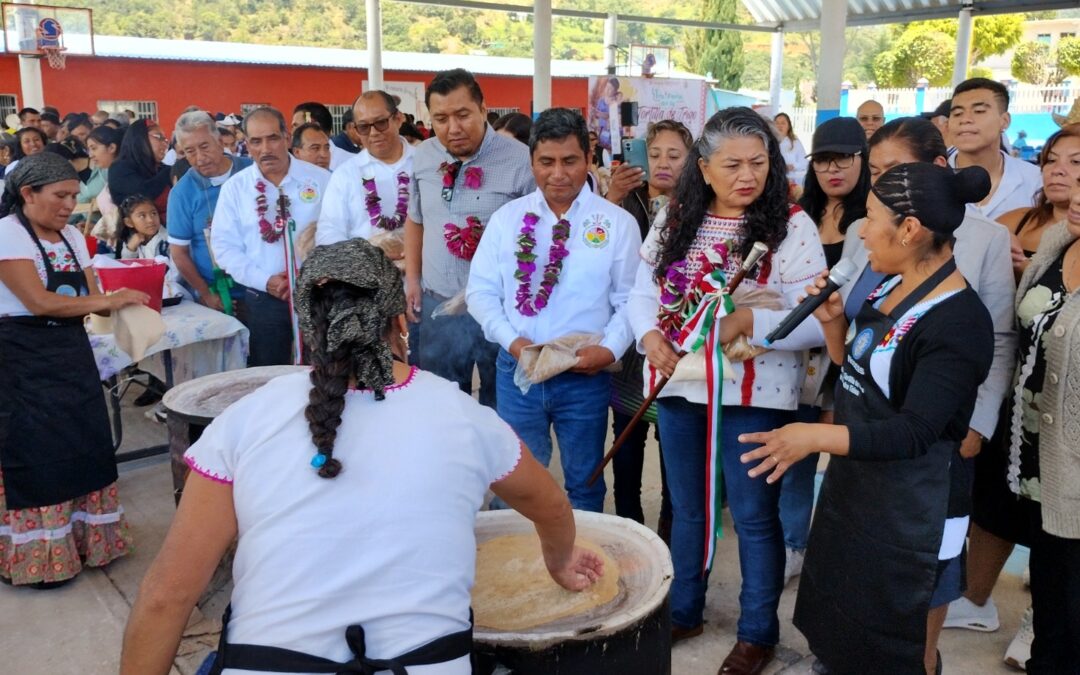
[310,453,327,469]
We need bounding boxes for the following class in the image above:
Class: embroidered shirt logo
[583,214,611,248]
[851,327,875,360]
[299,184,319,203]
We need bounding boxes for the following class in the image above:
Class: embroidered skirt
[0,468,132,585]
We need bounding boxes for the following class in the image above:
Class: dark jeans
[657,396,793,645]
[778,404,821,551]
[611,410,671,525]
[1027,500,1080,674]
[412,291,496,407]
[236,288,294,367]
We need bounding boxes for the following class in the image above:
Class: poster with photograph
[586,76,708,159]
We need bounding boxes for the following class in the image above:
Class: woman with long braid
[120,238,602,675]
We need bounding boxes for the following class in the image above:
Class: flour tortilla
[472,534,620,631]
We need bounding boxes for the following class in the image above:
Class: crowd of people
[1,68,1077,675]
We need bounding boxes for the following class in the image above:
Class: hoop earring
[901,238,909,247]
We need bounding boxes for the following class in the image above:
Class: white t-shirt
[0,215,91,317]
[184,368,521,675]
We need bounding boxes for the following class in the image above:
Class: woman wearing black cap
[739,163,996,674]
[0,153,149,588]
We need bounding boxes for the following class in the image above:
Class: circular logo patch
[55,284,78,297]
[851,327,875,360]
[299,184,318,203]
[584,219,610,248]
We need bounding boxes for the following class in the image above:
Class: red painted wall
[1,53,589,130]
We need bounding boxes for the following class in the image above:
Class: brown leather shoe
[717,641,774,675]
[671,623,703,644]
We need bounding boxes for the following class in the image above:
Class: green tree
[685,0,743,89]
[1011,41,1051,84]
[1059,37,1080,77]
[916,15,1022,65]
[873,28,953,86]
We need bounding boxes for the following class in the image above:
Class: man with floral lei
[404,69,535,406]
[626,107,827,675]
[317,90,415,246]
[211,106,330,366]
[467,108,641,512]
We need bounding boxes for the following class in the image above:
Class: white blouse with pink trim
[183,367,520,675]
[626,206,829,410]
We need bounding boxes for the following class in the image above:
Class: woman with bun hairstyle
[740,163,996,674]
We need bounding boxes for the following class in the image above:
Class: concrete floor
[0,384,1034,674]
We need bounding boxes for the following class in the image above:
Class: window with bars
[487,107,521,118]
[97,100,158,121]
[0,94,16,123]
[240,103,271,116]
[328,104,351,134]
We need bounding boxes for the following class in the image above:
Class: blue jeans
[657,397,793,646]
[779,404,820,551]
[495,349,609,512]
[412,291,497,407]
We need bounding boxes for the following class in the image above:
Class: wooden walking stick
[587,241,769,486]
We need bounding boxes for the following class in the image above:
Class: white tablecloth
[91,300,249,384]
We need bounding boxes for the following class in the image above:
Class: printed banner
[586,76,708,156]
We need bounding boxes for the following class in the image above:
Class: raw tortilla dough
[472,534,620,631]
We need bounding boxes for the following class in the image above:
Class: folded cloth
[113,303,166,361]
[723,286,783,363]
[369,229,405,272]
[513,333,620,393]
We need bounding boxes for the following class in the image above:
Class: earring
[399,331,410,341]
[901,239,909,247]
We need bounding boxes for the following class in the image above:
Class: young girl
[118,194,168,260]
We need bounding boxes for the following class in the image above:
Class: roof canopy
[745,0,1080,31]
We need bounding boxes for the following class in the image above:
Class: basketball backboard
[2,3,93,56]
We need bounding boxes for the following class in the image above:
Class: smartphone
[621,138,649,181]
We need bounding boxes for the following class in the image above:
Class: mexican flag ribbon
[282,215,303,365]
[674,263,736,576]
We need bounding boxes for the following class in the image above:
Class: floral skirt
[0,468,132,585]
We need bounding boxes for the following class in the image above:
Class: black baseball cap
[921,99,951,120]
[808,117,867,157]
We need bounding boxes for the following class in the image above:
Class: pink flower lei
[514,211,571,317]
[438,162,483,190]
[255,180,291,243]
[444,217,484,261]
[656,239,732,341]
[362,171,409,231]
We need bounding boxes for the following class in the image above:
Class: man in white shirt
[212,107,331,366]
[317,91,415,245]
[467,108,642,512]
[291,102,350,171]
[947,78,1041,221]
[291,123,332,171]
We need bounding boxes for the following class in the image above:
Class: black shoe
[29,577,74,590]
[133,376,167,406]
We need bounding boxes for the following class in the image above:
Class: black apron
[794,260,958,674]
[208,604,473,674]
[0,219,117,510]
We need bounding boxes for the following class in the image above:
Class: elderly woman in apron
[0,153,149,588]
[120,239,604,675]
[739,163,998,675]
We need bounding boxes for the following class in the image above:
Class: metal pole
[952,3,973,88]
[768,29,784,113]
[367,0,385,90]
[816,0,847,126]
[18,56,44,110]
[533,0,552,114]
[605,13,618,75]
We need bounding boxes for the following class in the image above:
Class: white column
[366,0,384,90]
[605,13,618,76]
[952,4,973,88]
[816,0,847,125]
[769,29,784,113]
[18,56,44,110]
[533,0,552,114]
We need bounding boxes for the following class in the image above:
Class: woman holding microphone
[740,163,995,674]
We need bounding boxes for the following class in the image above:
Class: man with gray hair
[211,106,331,365]
[167,110,252,312]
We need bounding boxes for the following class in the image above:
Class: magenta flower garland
[255,180,291,243]
[657,239,732,340]
[444,216,484,261]
[514,211,571,317]
[362,171,409,231]
[463,166,484,189]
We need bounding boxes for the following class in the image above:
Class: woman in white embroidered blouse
[626,107,827,674]
[773,113,808,193]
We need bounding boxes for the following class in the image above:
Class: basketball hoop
[35,16,66,69]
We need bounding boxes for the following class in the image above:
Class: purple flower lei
[656,239,733,341]
[362,171,409,231]
[514,211,571,317]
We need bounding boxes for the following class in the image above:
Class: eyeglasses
[811,152,860,172]
[356,117,392,135]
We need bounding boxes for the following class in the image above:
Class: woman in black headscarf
[121,239,604,674]
[107,119,171,223]
[740,163,996,674]
[0,153,148,588]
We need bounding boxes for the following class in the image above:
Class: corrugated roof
[742,0,1080,30]
[90,35,704,80]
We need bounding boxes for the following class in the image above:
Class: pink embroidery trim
[348,365,418,392]
[492,441,526,483]
[184,454,234,485]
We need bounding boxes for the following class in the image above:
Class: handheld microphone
[763,258,858,347]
